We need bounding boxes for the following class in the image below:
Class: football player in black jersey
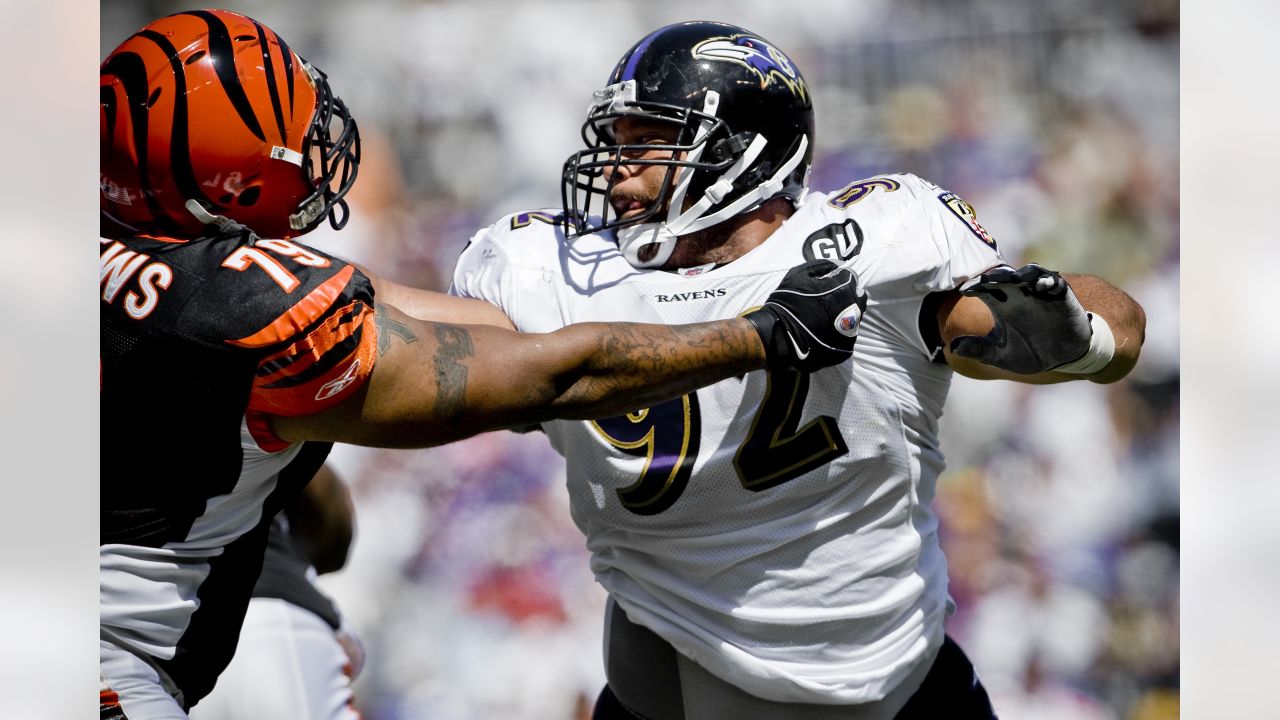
[99,10,866,719]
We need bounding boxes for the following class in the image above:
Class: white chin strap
[185,199,253,237]
[616,131,810,269]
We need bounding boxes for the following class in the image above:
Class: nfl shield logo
[836,306,862,337]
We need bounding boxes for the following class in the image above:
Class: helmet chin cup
[617,223,678,269]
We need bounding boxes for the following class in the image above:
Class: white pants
[189,599,360,720]
[602,599,939,720]
[101,639,188,719]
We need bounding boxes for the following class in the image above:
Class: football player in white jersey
[100,12,866,719]
[450,20,1146,720]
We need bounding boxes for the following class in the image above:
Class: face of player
[607,117,684,222]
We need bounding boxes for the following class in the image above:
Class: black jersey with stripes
[100,230,376,709]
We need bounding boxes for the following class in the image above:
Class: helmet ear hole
[184,51,205,65]
[147,88,162,108]
[237,186,262,207]
[711,132,753,162]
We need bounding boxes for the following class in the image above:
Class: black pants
[890,636,998,719]
[594,601,996,720]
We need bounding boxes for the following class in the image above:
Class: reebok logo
[316,359,362,401]
[654,289,727,303]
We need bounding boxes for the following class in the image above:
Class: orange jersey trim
[245,410,292,453]
[227,265,355,349]
[248,302,378,418]
[99,688,121,708]
[135,234,189,245]
[254,300,367,387]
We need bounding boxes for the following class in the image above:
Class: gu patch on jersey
[802,219,864,263]
[938,192,997,249]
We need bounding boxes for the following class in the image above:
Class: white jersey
[451,173,1004,704]
[189,599,360,720]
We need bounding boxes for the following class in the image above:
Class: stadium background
[100,2,1180,718]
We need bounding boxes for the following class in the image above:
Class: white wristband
[1053,313,1115,375]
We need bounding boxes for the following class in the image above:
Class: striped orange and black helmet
[100,9,360,240]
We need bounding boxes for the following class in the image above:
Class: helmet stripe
[182,10,267,142]
[251,20,289,143]
[100,52,183,234]
[100,85,117,164]
[618,27,666,82]
[274,30,296,116]
[137,29,216,213]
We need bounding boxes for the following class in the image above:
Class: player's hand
[745,259,867,373]
[950,263,1092,374]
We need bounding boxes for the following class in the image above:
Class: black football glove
[950,263,1092,374]
[744,259,867,373]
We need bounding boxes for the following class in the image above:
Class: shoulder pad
[505,209,574,232]
[129,234,374,350]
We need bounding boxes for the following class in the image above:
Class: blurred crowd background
[101,1,1179,718]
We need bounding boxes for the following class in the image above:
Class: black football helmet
[561,21,814,268]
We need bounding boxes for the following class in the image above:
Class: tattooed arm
[270,302,767,448]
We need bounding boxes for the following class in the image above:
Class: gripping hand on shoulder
[744,259,867,373]
[950,263,1095,374]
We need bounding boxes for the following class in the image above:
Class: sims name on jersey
[100,239,173,320]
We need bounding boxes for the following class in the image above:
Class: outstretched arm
[271,259,864,448]
[940,267,1146,384]
[271,303,766,447]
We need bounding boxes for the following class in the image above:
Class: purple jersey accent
[591,394,700,516]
